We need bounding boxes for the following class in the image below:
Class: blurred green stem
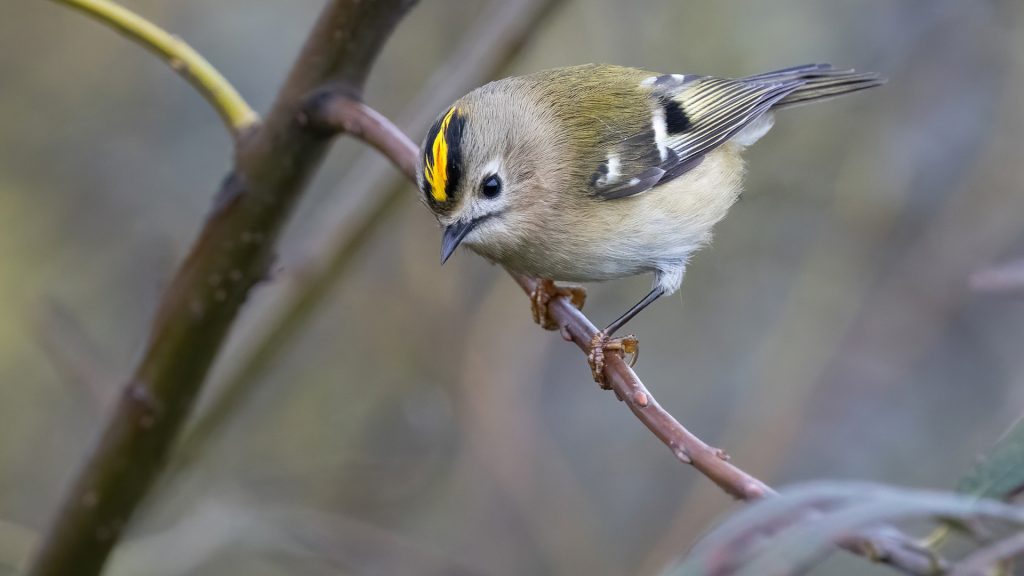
[50,0,259,139]
[28,1,417,574]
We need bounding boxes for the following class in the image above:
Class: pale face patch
[481,156,502,179]
[446,154,512,244]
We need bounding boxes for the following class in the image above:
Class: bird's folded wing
[590,75,801,200]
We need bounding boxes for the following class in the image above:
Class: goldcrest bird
[417,63,883,385]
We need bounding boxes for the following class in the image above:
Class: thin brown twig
[314,94,947,575]
[303,98,419,182]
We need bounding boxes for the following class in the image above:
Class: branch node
[211,171,248,216]
[125,381,161,414]
[672,445,693,464]
[742,482,769,500]
[80,491,99,509]
[860,541,883,562]
[300,86,363,134]
[631,391,650,407]
[123,381,163,432]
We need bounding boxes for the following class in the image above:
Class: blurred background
[2,0,1023,574]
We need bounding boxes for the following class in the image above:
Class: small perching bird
[417,63,883,386]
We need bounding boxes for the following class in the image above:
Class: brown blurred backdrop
[2,1,1023,574]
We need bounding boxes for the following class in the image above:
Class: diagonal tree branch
[28,2,418,575]
[307,95,948,576]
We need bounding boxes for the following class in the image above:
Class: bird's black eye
[481,174,502,199]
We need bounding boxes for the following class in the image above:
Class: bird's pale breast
[469,144,746,294]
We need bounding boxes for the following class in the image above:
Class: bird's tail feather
[744,64,886,109]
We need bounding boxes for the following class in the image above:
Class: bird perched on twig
[417,63,883,386]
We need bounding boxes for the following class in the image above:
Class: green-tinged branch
[50,0,259,138]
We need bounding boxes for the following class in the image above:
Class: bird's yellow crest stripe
[424,106,458,203]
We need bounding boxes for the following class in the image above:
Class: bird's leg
[588,287,664,389]
[529,278,586,330]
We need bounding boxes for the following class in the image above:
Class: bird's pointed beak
[440,219,476,265]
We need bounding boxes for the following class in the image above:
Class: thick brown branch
[322,96,946,575]
[27,2,417,575]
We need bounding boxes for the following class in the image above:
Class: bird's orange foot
[530,279,586,330]
[588,331,639,389]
